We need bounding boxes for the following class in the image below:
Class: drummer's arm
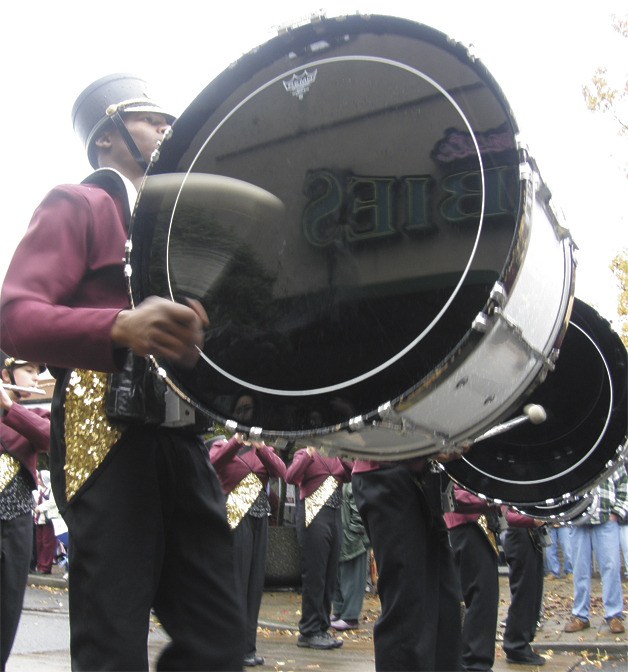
[285,449,313,484]
[209,435,245,469]
[255,443,287,480]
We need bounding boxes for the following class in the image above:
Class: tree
[582,14,628,344]
[582,14,627,135]
[610,249,628,346]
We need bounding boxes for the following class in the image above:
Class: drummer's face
[122,111,171,163]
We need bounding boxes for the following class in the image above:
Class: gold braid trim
[477,514,500,556]
[64,369,122,501]
[0,453,20,494]
[226,472,264,530]
[305,475,338,527]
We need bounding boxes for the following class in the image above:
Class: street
[8,582,627,672]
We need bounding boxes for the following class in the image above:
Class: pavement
[22,565,628,671]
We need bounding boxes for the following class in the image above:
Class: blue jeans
[619,524,628,576]
[544,526,573,576]
[571,521,624,621]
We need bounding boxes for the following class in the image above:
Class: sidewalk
[28,567,628,659]
[256,573,628,656]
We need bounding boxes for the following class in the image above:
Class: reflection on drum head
[178,55,486,396]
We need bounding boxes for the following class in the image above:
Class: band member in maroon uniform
[0,74,244,670]
[209,425,286,667]
[444,484,502,671]
[286,445,352,650]
[0,355,49,671]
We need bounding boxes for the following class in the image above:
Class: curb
[29,575,627,658]
[28,573,67,589]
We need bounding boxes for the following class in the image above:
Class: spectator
[544,524,573,580]
[32,469,56,574]
[285,446,352,650]
[0,355,49,670]
[564,463,628,635]
[331,481,370,631]
[34,471,69,579]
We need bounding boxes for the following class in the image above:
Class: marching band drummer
[285,444,352,650]
[0,74,244,670]
[208,419,286,668]
[0,354,49,671]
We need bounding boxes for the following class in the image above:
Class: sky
[2,0,626,326]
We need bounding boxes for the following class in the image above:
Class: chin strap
[106,106,149,173]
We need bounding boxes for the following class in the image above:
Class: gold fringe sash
[0,453,20,494]
[64,369,122,501]
[226,472,264,530]
[305,475,338,527]
[477,514,499,556]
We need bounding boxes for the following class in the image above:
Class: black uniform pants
[0,513,33,671]
[233,513,268,656]
[353,467,462,672]
[449,523,499,671]
[295,498,342,636]
[502,528,544,658]
[57,425,245,671]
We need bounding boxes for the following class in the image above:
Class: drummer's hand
[433,443,470,464]
[112,296,209,369]
[306,446,317,457]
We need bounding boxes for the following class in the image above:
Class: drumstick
[0,383,47,395]
[472,404,547,444]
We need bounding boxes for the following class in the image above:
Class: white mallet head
[524,404,547,425]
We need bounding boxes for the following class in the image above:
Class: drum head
[445,298,628,505]
[130,14,522,436]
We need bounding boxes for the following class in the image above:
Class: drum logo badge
[283,69,318,100]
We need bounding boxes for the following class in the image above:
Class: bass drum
[130,14,574,457]
[445,298,628,505]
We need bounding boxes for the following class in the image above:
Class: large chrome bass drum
[129,14,575,458]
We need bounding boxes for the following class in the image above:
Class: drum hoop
[165,54,487,396]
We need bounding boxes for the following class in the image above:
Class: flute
[0,383,47,395]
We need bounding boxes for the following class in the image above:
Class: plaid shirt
[586,461,628,525]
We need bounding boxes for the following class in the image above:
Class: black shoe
[505,650,545,666]
[297,633,338,650]
[243,652,265,666]
[321,630,343,648]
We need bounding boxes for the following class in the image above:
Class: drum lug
[489,281,508,309]
[349,415,365,431]
[472,312,490,333]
